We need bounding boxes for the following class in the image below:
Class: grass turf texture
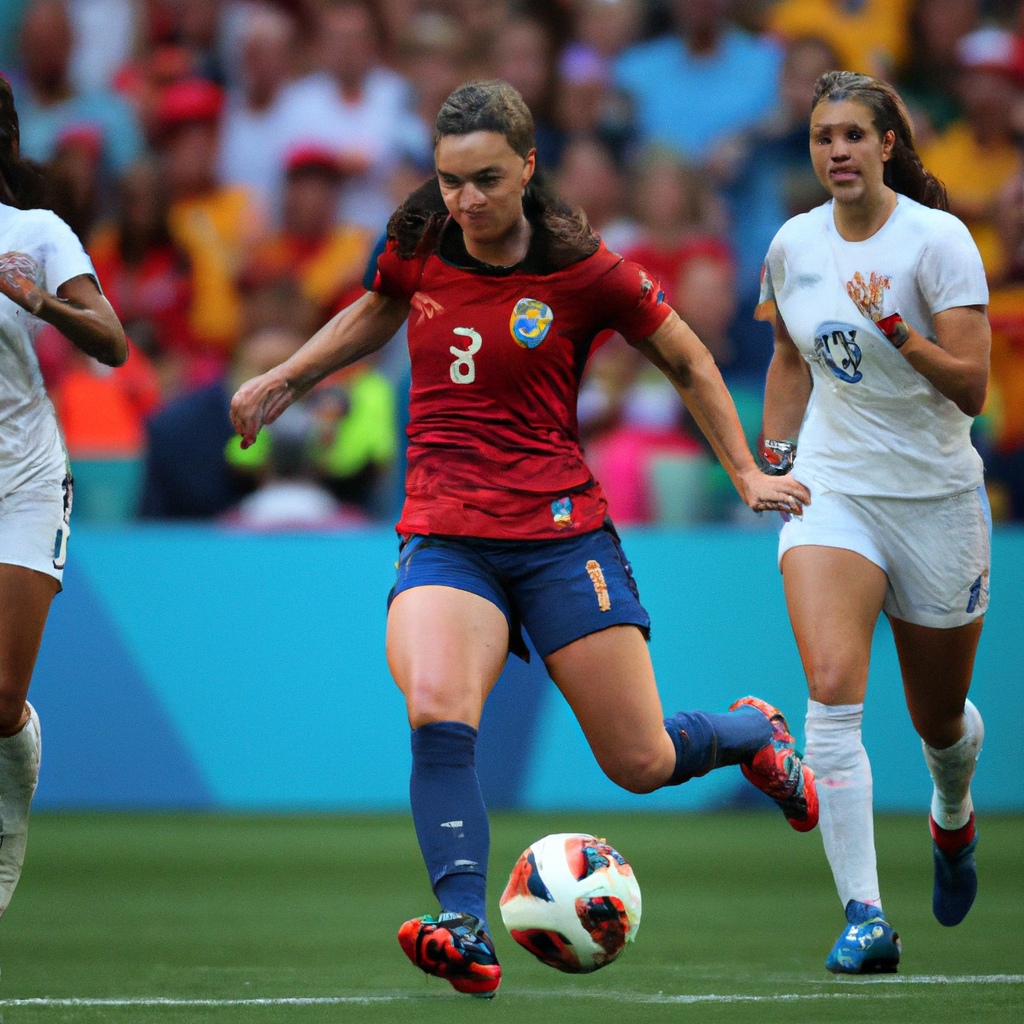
[0,812,1020,1024]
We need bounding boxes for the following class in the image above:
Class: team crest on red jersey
[551,496,573,528]
[510,298,554,348]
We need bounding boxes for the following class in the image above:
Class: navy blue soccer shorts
[387,521,651,661]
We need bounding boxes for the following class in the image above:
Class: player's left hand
[0,251,45,315]
[737,465,811,517]
[230,369,301,449]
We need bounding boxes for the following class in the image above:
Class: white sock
[923,698,983,832]
[804,700,880,911]
[0,703,41,917]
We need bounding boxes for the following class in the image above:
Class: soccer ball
[499,833,642,973]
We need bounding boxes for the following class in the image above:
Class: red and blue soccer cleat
[826,900,901,974]
[398,911,501,998]
[931,813,979,927]
[729,696,818,832]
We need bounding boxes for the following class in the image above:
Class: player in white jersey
[756,72,991,974]
[0,76,126,925]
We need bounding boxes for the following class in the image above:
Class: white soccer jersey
[759,196,988,498]
[0,203,97,497]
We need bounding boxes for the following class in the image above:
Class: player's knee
[909,707,964,750]
[404,676,476,731]
[601,748,665,795]
[0,693,27,736]
[805,658,864,707]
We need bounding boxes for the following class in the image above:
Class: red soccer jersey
[374,223,672,539]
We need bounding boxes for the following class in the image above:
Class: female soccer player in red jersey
[757,73,990,974]
[232,80,814,998]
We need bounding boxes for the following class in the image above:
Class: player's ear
[881,129,895,162]
[521,149,536,188]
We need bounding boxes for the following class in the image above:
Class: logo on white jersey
[846,271,891,320]
[814,321,863,384]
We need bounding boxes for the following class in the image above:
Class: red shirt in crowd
[374,216,671,540]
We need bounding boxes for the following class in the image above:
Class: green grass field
[0,812,1019,1023]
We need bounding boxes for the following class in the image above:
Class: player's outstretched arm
[635,310,810,515]
[231,289,410,448]
[762,310,812,444]
[0,254,127,367]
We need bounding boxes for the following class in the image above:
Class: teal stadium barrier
[31,526,1022,811]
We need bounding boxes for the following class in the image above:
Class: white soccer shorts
[0,472,72,586]
[778,485,990,629]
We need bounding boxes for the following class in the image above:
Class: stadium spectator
[621,146,726,307]
[273,0,430,231]
[614,0,782,161]
[899,0,980,136]
[395,11,466,144]
[12,0,143,174]
[51,338,161,464]
[552,136,639,253]
[766,0,912,78]
[242,144,373,325]
[45,121,103,243]
[224,401,371,530]
[581,334,704,525]
[711,36,835,320]
[554,43,635,161]
[920,27,1024,278]
[487,14,565,170]
[978,168,1024,521]
[156,77,264,366]
[673,247,760,389]
[88,160,195,394]
[140,327,303,518]
[65,0,137,93]
[568,0,643,67]
[217,5,300,211]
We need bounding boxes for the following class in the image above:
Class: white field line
[0,977,1020,1008]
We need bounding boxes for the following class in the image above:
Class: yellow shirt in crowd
[920,122,1022,278]
[168,186,264,352]
[768,0,912,76]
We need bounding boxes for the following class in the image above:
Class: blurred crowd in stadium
[4,0,1024,527]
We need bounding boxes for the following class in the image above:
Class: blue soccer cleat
[931,814,978,927]
[825,900,901,974]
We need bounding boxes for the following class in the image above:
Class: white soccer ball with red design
[499,832,642,973]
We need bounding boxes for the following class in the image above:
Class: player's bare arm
[892,305,990,416]
[0,255,127,367]
[635,309,811,515]
[230,289,410,447]
[762,310,813,440]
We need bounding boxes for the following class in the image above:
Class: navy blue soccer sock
[409,721,490,930]
[663,707,773,785]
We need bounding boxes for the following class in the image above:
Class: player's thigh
[386,585,510,729]
[0,562,59,730]
[781,544,887,705]
[889,615,983,749]
[544,624,674,793]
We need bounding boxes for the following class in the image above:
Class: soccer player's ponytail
[0,76,46,210]
[812,71,948,212]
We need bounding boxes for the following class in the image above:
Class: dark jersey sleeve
[600,257,673,343]
[372,239,427,301]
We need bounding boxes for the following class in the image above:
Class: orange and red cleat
[730,696,819,833]
[398,912,501,998]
